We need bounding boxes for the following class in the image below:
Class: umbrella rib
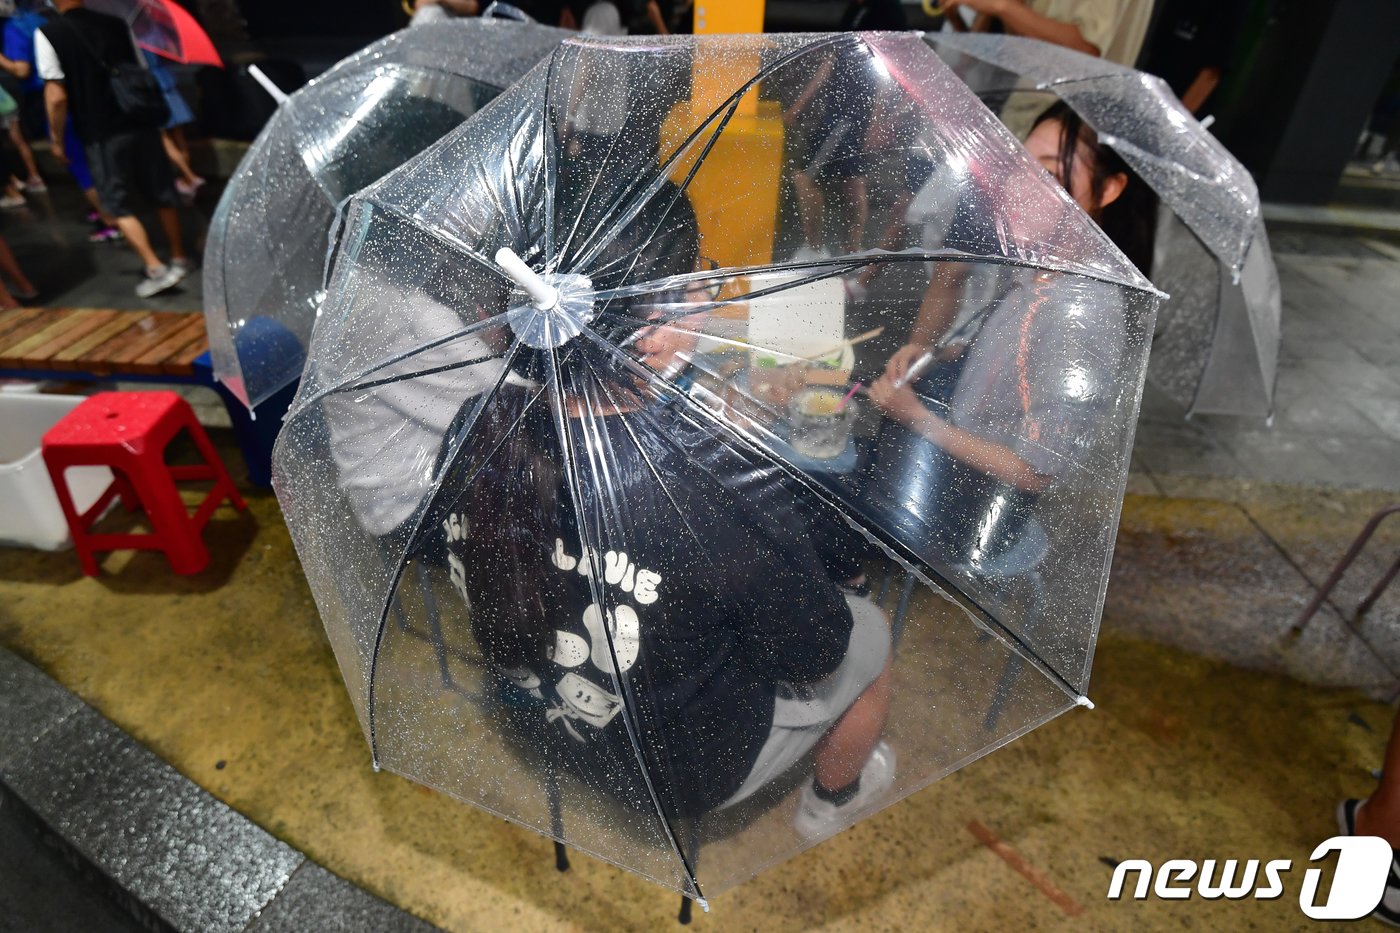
[602,247,1163,305]
[294,313,512,412]
[368,199,516,285]
[564,35,846,276]
[364,338,536,762]
[600,260,867,328]
[576,335,708,551]
[551,62,650,270]
[545,349,706,901]
[325,352,503,395]
[574,90,744,284]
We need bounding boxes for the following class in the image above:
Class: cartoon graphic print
[449,524,662,744]
[548,671,624,741]
[541,537,661,741]
[551,538,661,605]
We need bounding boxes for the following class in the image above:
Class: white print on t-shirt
[544,537,658,739]
[446,552,471,610]
[548,672,623,740]
[443,525,659,742]
[541,605,635,737]
[550,538,661,605]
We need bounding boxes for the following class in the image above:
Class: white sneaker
[135,263,187,298]
[793,741,896,842]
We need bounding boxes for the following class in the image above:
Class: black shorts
[802,99,873,181]
[85,130,177,217]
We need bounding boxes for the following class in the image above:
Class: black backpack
[57,17,169,129]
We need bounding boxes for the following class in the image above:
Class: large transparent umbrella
[274,32,1160,902]
[928,33,1280,418]
[202,17,569,410]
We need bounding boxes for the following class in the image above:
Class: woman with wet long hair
[866,99,1152,565]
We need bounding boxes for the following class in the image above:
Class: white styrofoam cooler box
[0,393,113,550]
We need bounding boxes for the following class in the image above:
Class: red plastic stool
[41,391,247,576]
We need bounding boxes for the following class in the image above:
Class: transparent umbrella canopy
[928,33,1280,418]
[274,32,1161,902]
[202,17,569,410]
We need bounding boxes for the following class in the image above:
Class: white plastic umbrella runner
[203,17,569,411]
[274,32,1161,903]
[928,33,1280,418]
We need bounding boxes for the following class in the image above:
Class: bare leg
[160,129,200,187]
[115,215,162,269]
[794,170,825,251]
[0,235,36,295]
[811,659,892,791]
[1355,711,1400,847]
[8,122,40,184]
[169,126,198,171]
[156,206,186,262]
[83,188,119,227]
[0,281,17,310]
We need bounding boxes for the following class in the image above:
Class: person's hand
[634,310,701,380]
[49,136,68,165]
[414,0,440,9]
[867,371,927,425]
[882,342,930,385]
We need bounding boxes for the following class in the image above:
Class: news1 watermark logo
[1107,836,1393,920]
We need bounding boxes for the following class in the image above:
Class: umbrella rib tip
[1075,695,1095,710]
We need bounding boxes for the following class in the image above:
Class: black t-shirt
[841,0,908,31]
[441,399,854,817]
[1141,0,1244,110]
[39,8,141,143]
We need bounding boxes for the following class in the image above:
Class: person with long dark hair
[1027,100,1155,275]
[429,182,895,836]
[864,99,1152,566]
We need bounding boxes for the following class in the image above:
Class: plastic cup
[788,386,855,460]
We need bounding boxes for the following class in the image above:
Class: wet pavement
[0,470,1396,931]
[1131,231,1400,494]
[0,167,1398,930]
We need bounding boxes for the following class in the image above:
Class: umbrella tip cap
[495,246,560,311]
[1076,695,1095,710]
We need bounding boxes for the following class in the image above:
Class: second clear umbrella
[929,32,1280,418]
[202,16,569,411]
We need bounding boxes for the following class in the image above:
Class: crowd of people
[0,0,1252,311]
[0,0,206,305]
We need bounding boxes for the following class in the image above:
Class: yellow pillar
[692,1,765,35]
[660,1,782,272]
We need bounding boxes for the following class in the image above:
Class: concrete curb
[1263,201,1400,236]
[0,647,438,933]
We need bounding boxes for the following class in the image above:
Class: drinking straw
[836,381,863,412]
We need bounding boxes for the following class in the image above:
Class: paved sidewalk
[1131,230,1400,493]
[0,417,1397,931]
